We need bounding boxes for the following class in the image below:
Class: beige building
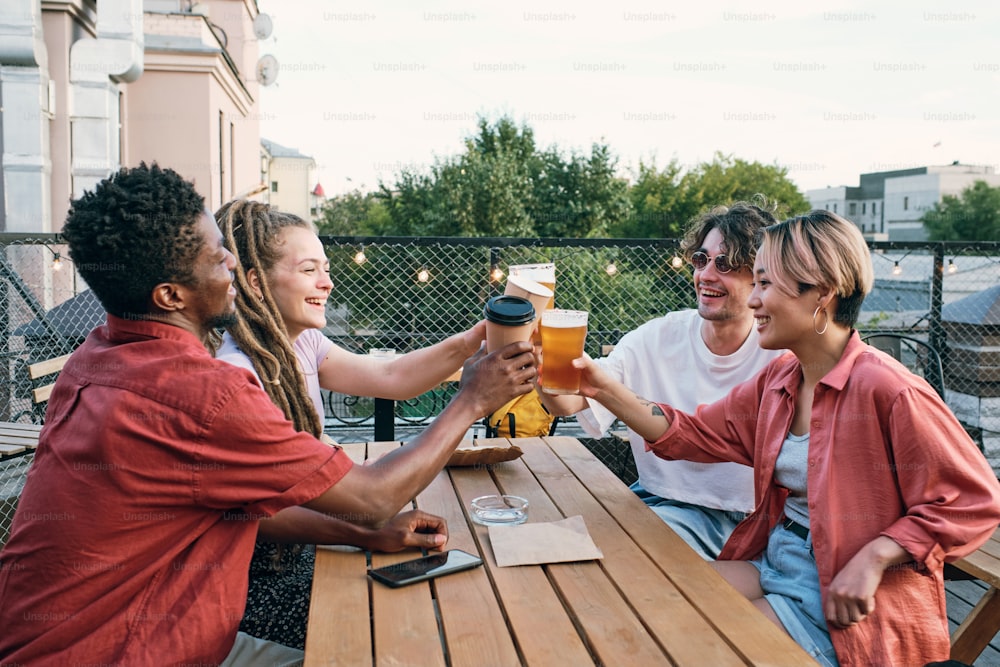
[0,0,283,313]
[0,0,271,237]
[261,137,318,221]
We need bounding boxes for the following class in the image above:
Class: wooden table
[304,436,815,666]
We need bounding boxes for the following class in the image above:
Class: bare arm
[534,385,587,416]
[258,506,450,552]
[318,321,487,400]
[304,341,536,525]
[574,356,671,443]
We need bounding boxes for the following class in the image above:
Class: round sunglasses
[690,251,740,274]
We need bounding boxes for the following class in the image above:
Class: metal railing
[2,234,999,438]
[2,232,1000,545]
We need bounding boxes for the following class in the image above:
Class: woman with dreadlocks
[213,199,488,649]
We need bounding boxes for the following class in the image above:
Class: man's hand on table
[363,509,449,552]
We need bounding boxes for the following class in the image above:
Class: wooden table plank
[415,470,521,667]
[304,548,372,667]
[451,464,596,666]
[956,549,1000,589]
[513,437,745,666]
[370,548,445,667]
[545,435,814,666]
[0,444,27,457]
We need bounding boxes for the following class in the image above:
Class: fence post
[929,243,945,363]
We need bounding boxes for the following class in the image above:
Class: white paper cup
[504,275,554,320]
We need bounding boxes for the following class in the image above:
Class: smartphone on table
[368,549,483,588]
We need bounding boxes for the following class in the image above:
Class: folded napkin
[488,515,603,567]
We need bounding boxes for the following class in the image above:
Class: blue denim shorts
[751,523,839,667]
[630,481,746,560]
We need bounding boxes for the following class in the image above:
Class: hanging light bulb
[416,267,431,283]
[490,265,505,282]
[670,255,684,269]
[52,253,63,271]
[353,248,367,265]
[947,259,957,274]
[605,262,618,276]
[892,261,902,276]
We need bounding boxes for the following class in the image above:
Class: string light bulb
[892,261,902,276]
[670,255,684,269]
[947,259,957,274]
[353,248,367,265]
[416,267,431,283]
[51,253,63,271]
[490,265,505,282]
[605,262,618,276]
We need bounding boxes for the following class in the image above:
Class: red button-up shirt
[650,332,1000,666]
[0,315,353,665]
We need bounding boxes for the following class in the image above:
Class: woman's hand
[824,535,910,629]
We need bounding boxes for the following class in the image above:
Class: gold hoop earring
[813,306,829,335]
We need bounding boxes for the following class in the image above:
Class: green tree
[613,153,811,238]
[317,189,391,236]
[614,158,688,238]
[378,115,631,238]
[922,180,1000,241]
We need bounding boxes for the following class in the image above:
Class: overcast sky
[256,0,998,198]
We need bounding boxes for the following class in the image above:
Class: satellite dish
[253,13,273,40]
[256,54,279,86]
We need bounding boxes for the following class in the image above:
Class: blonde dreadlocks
[212,200,323,438]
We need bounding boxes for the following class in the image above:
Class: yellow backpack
[485,391,558,439]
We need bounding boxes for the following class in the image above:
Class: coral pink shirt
[0,315,353,665]
[649,332,1000,667]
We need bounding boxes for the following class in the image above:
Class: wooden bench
[0,353,70,460]
[951,527,1000,663]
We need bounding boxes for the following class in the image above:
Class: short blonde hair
[757,210,874,327]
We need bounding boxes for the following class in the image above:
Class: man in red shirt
[0,164,536,666]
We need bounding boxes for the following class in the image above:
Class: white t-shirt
[576,309,785,513]
[215,329,334,429]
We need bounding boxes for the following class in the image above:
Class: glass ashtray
[470,494,529,526]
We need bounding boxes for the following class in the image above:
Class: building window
[862,202,867,214]
[903,196,909,210]
[873,202,877,215]
[833,203,837,213]
[849,202,857,216]
[271,181,279,193]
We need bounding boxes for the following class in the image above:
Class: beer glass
[540,309,588,395]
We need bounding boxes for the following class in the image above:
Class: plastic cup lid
[483,295,535,325]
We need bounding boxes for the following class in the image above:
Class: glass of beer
[540,309,588,395]
[509,263,555,310]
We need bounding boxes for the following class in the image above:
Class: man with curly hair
[0,163,537,666]
[540,201,786,559]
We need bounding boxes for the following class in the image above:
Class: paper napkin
[488,515,603,567]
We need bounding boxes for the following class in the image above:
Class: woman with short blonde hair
[569,210,1000,666]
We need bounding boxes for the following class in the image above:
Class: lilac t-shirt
[215,329,334,428]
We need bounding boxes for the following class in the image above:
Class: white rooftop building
[807,163,1000,241]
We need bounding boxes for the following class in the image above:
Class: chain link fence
[2,233,1000,542]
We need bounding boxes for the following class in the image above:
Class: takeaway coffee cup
[483,295,536,353]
